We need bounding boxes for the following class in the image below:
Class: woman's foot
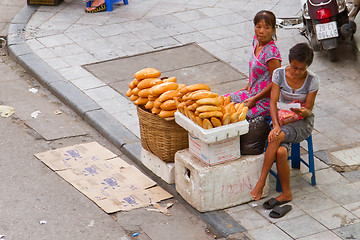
[251,182,265,201]
[274,192,292,203]
[85,0,106,13]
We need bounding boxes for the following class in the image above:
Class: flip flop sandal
[263,197,290,210]
[269,205,292,218]
[85,3,106,13]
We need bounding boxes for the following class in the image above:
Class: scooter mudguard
[321,38,337,50]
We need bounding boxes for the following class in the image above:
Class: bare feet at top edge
[86,0,105,11]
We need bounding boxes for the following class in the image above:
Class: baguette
[126,88,132,97]
[138,88,152,98]
[222,113,231,125]
[196,105,222,112]
[199,111,223,119]
[160,99,177,110]
[203,119,213,129]
[130,94,139,101]
[137,78,162,89]
[238,106,248,121]
[131,87,140,95]
[151,107,161,114]
[149,82,178,96]
[191,91,218,100]
[236,102,245,113]
[134,97,148,105]
[195,116,203,127]
[163,77,177,83]
[129,78,139,89]
[187,103,199,112]
[211,117,222,127]
[230,112,240,123]
[145,100,154,109]
[224,95,231,106]
[180,83,211,94]
[134,68,161,80]
[196,97,222,106]
[159,110,176,118]
[153,98,162,108]
[158,90,179,102]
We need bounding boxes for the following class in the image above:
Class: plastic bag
[278,109,303,126]
[240,116,270,155]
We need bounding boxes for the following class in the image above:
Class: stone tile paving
[22,0,360,239]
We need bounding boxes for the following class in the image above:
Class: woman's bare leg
[250,132,285,201]
[274,146,292,202]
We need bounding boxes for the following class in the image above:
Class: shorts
[279,113,314,152]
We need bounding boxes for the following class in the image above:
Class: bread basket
[137,106,188,162]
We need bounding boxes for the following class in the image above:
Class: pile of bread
[127,68,248,129]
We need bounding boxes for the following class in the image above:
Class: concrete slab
[84,43,218,84]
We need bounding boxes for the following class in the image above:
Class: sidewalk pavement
[5,0,360,239]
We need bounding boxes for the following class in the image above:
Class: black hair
[253,10,277,40]
[289,43,314,66]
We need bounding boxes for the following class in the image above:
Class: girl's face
[289,60,308,79]
[254,19,274,43]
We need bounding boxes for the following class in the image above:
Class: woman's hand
[244,97,257,109]
[291,107,311,118]
[268,125,281,142]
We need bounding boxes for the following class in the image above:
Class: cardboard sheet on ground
[34,142,172,213]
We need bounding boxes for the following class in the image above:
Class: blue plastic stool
[264,116,316,192]
[269,134,316,192]
[86,0,128,12]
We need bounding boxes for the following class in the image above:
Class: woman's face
[289,60,308,79]
[254,19,274,43]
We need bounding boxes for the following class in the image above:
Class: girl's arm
[268,83,281,142]
[244,59,281,108]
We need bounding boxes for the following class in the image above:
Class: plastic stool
[86,0,128,12]
[269,134,316,192]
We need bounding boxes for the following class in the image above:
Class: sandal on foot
[269,205,292,218]
[85,3,106,13]
[263,197,290,210]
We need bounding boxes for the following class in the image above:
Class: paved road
[4,0,360,239]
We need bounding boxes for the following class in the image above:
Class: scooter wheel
[328,49,337,62]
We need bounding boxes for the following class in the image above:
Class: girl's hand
[291,107,310,118]
[268,126,281,142]
[244,97,257,109]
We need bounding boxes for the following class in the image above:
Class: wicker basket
[27,0,63,5]
[137,106,188,163]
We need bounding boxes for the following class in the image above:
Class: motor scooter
[300,0,357,61]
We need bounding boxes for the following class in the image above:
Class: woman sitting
[224,10,281,119]
[250,43,320,207]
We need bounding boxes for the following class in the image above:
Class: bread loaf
[159,110,176,118]
[230,112,240,123]
[149,82,178,96]
[134,97,148,105]
[163,77,177,83]
[152,107,161,114]
[126,88,132,97]
[134,68,161,80]
[238,106,248,121]
[211,117,222,127]
[203,119,213,129]
[145,100,154,109]
[130,94,139,101]
[138,88,152,98]
[181,84,211,94]
[190,91,218,100]
[199,111,223,119]
[196,105,222,112]
[222,113,231,125]
[137,78,162,89]
[158,90,179,102]
[196,97,222,106]
[160,99,176,110]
